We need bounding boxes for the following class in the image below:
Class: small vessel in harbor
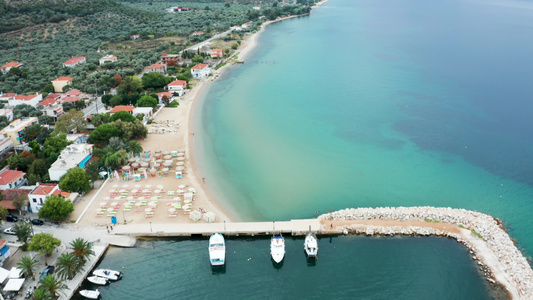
[209,233,226,266]
[304,227,318,258]
[87,275,109,285]
[79,289,100,299]
[270,235,285,263]
[92,269,122,281]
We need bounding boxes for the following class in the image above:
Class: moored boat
[304,227,318,258]
[209,233,226,266]
[270,235,285,263]
[87,276,109,285]
[92,269,122,281]
[79,289,100,299]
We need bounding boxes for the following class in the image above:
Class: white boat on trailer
[304,227,318,258]
[209,233,226,266]
[79,289,100,299]
[87,275,109,285]
[270,235,285,263]
[92,269,122,281]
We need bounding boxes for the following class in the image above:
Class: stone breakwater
[319,207,533,299]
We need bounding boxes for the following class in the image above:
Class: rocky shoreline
[319,207,533,299]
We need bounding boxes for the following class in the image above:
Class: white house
[0,108,14,122]
[145,63,167,75]
[48,144,93,181]
[99,55,118,65]
[7,93,42,107]
[156,92,175,104]
[132,107,154,123]
[190,64,210,78]
[166,80,187,96]
[0,62,23,74]
[28,184,61,213]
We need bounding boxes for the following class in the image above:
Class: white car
[3,228,16,235]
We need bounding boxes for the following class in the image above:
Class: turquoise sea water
[196,0,533,259]
[74,237,503,299]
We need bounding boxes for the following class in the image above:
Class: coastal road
[181,28,235,53]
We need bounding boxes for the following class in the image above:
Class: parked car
[3,228,16,235]
[31,219,44,226]
[5,215,18,222]
[39,266,55,280]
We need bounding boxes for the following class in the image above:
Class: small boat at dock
[304,227,318,258]
[79,289,100,299]
[209,233,226,266]
[87,276,109,285]
[92,269,122,281]
[270,235,285,263]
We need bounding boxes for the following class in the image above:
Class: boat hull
[270,236,285,263]
[209,233,226,266]
[79,290,100,299]
[304,234,318,258]
[92,269,122,281]
[87,276,108,285]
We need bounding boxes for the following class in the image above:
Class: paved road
[182,28,235,53]
[83,97,105,117]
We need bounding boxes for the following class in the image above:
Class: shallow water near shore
[196,0,533,259]
[73,236,506,300]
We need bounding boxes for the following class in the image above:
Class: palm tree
[39,274,67,297]
[127,140,143,156]
[32,287,54,300]
[55,253,84,280]
[17,255,40,279]
[13,221,33,244]
[69,238,95,263]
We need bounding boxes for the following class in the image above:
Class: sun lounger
[169,214,177,217]
[145,214,153,218]
[135,208,142,212]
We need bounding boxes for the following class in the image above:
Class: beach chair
[145,214,153,218]
[140,201,147,205]
[169,214,177,217]
[123,208,131,212]
[135,208,142,212]
[167,191,175,196]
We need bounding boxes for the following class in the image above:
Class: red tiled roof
[1,62,23,69]
[52,189,71,198]
[0,170,25,185]
[110,105,135,113]
[45,93,61,100]
[38,99,57,106]
[0,93,16,99]
[66,89,82,96]
[63,56,86,65]
[30,184,58,196]
[167,80,187,86]
[191,64,209,70]
[53,76,74,81]
[1,189,30,201]
[147,63,165,70]
[61,96,80,102]
[0,200,16,210]
[13,94,38,101]
[157,92,173,97]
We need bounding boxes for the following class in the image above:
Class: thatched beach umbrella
[162,167,169,172]
[163,150,170,155]
[177,153,185,157]
[176,166,185,171]
[163,161,172,167]
[131,162,140,168]
[128,157,137,163]
[163,155,172,160]
[140,162,149,168]
[156,159,163,164]
[176,162,185,166]
[177,157,185,161]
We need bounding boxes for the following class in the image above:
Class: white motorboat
[270,235,285,263]
[79,289,100,299]
[87,276,109,285]
[304,228,318,258]
[92,269,122,281]
[209,233,226,266]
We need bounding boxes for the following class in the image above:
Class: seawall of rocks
[319,207,532,298]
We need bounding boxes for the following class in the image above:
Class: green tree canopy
[109,110,136,123]
[117,76,143,95]
[141,72,171,89]
[13,221,33,244]
[12,195,27,216]
[56,252,84,280]
[70,237,95,263]
[54,109,88,134]
[38,196,74,222]
[88,124,121,145]
[59,167,91,194]
[136,95,158,108]
[39,275,67,298]
[43,133,71,164]
[17,255,40,278]
[110,119,148,140]
[28,233,61,256]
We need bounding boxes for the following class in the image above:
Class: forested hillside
[0,0,313,94]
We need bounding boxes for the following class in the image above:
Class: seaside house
[161,53,181,65]
[190,64,211,78]
[156,92,175,104]
[48,144,93,181]
[0,169,27,191]
[52,76,74,93]
[7,93,42,107]
[145,63,167,75]
[0,62,23,74]
[99,55,118,65]
[211,49,223,58]
[63,56,86,68]
[132,107,153,123]
[28,183,71,213]
[166,80,187,96]
[109,105,135,115]
[0,117,39,148]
